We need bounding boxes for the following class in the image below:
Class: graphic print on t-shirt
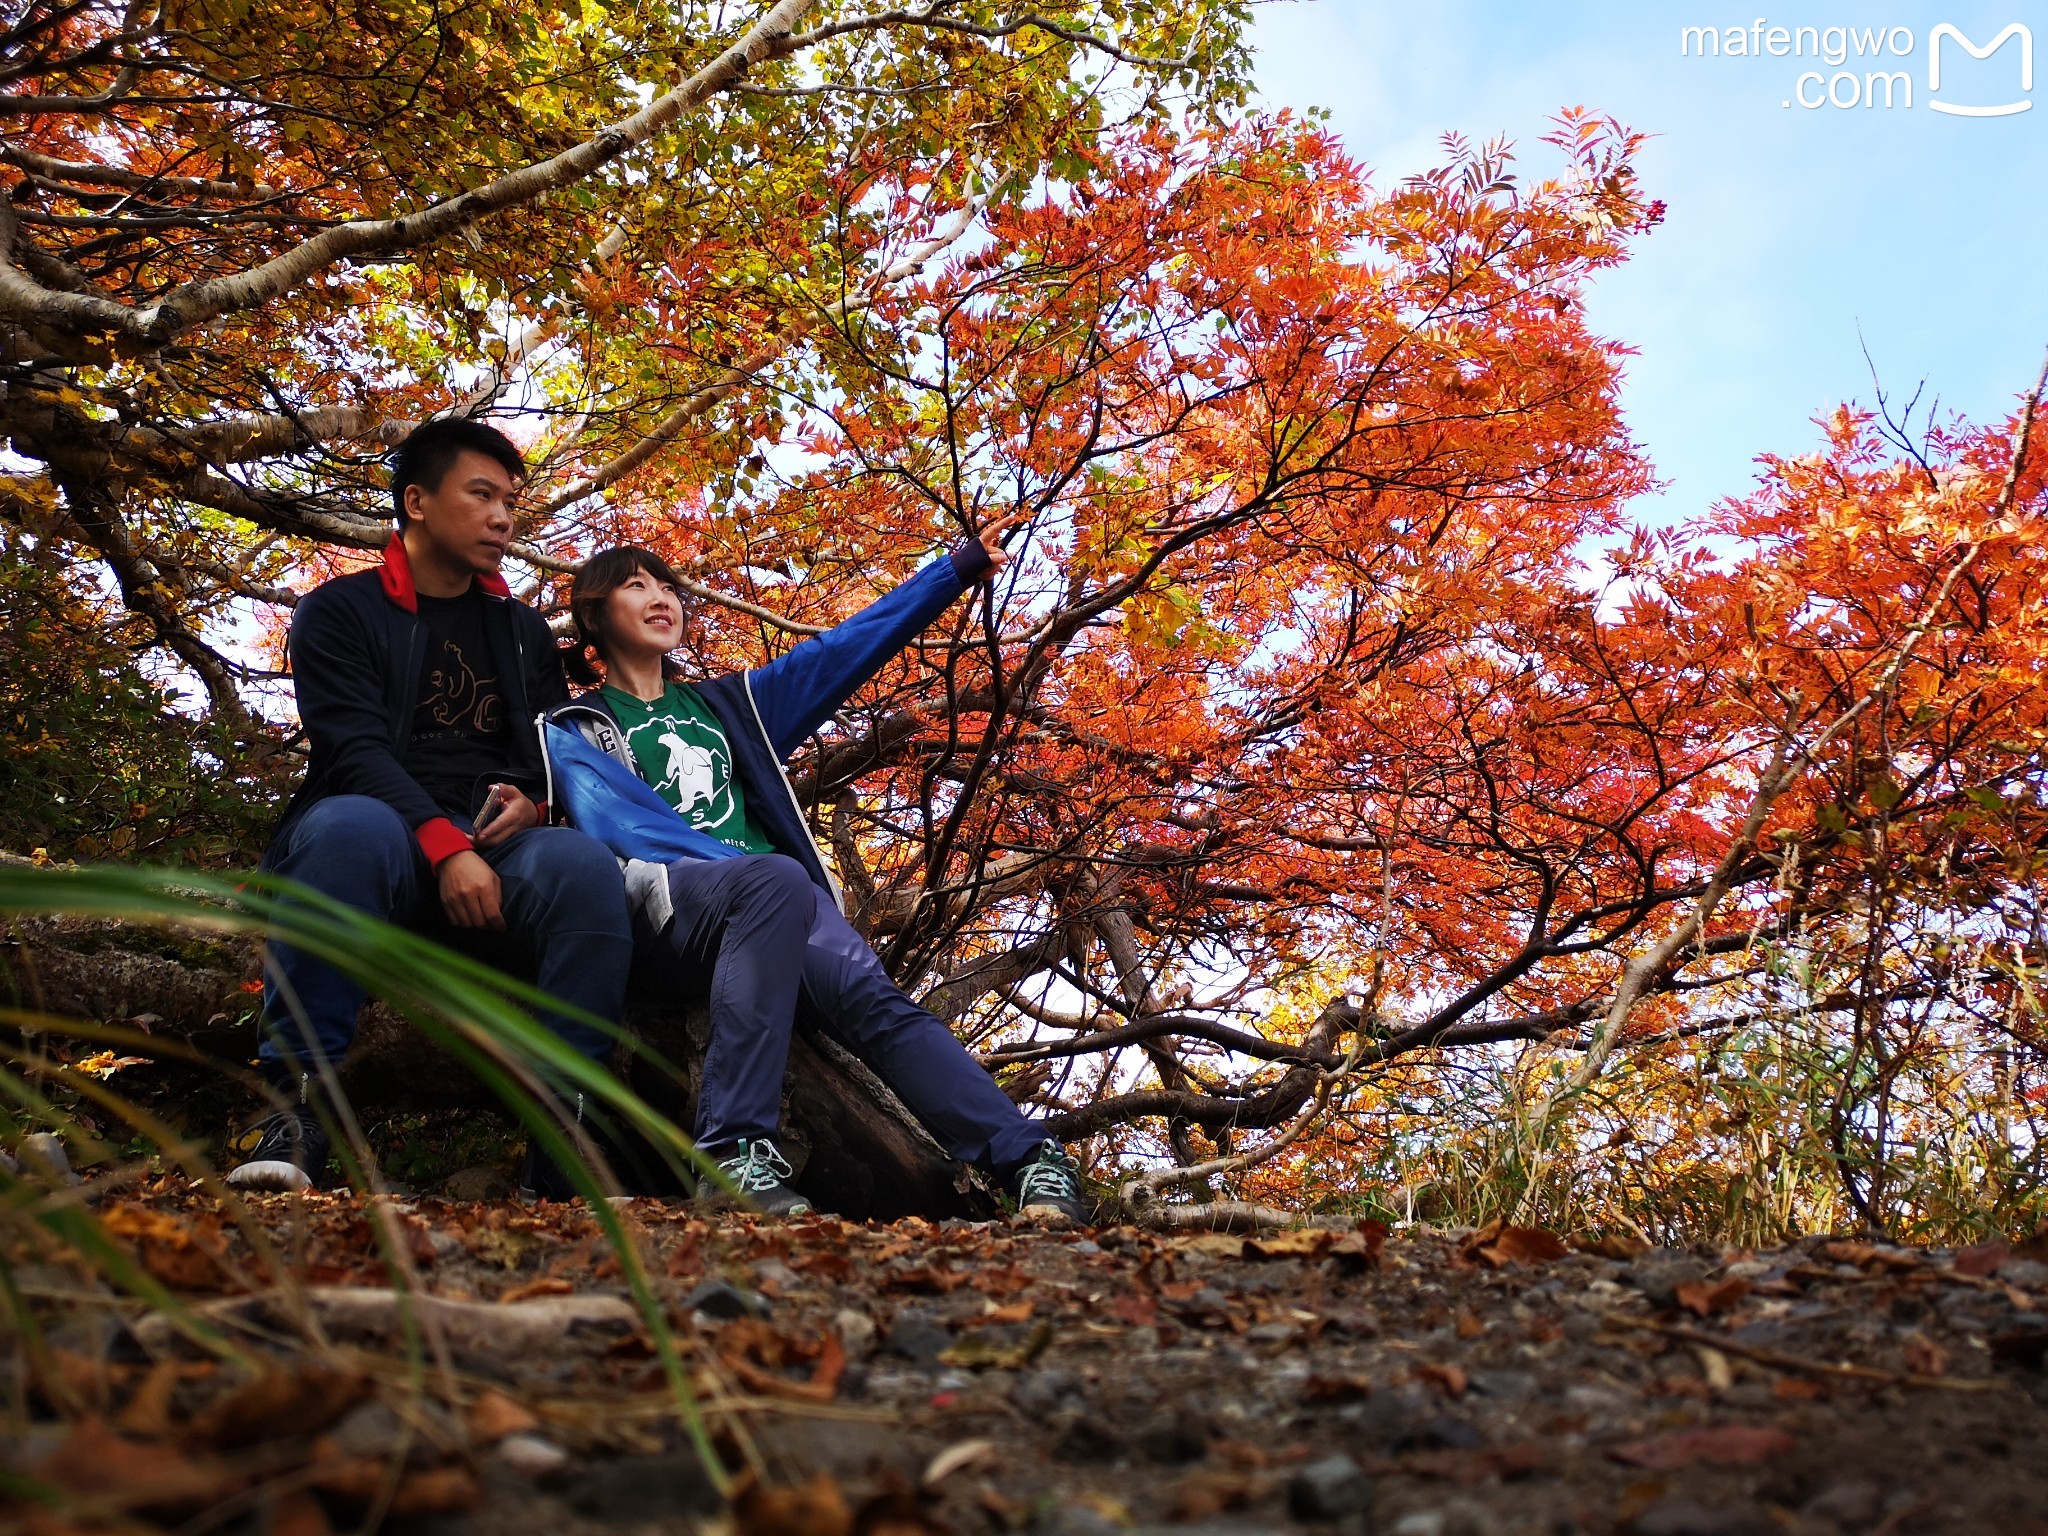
[654,726,723,819]
[602,681,771,852]
[406,590,510,821]
[419,638,503,736]
[628,710,735,828]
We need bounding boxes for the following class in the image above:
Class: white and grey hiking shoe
[224,1084,331,1193]
[1010,1140,1090,1227]
[701,1137,813,1217]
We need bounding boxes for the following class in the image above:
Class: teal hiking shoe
[1010,1140,1090,1226]
[702,1137,814,1217]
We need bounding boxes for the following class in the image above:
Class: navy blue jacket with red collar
[266,535,566,870]
[547,540,994,909]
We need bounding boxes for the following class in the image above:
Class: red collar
[380,533,512,614]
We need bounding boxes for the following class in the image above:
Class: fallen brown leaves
[1673,1276,1750,1318]
[720,1319,849,1403]
[14,1183,2048,1536]
[27,1416,246,1522]
[466,1389,540,1442]
[733,1471,948,1536]
[305,1453,480,1517]
[1609,1424,1798,1470]
[187,1361,368,1449]
[1394,1442,1545,1482]
[1458,1219,1569,1269]
[98,1203,240,1293]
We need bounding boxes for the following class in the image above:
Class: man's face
[403,449,519,576]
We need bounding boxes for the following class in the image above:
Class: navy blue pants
[663,854,1044,1176]
[261,795,632,1072]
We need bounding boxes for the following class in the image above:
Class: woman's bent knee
[738,854,814,903]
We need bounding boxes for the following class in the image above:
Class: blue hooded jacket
[544,540,994,910]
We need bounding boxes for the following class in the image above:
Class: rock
[1287,1453,1372,1522]
[1010,1369,1082,1417]
[1628,1250,1711,1308]
[683,1279,767,1321]
[834,1307,879,1360]
[1387,1501,1500,1536]
[1131,1406,1211,1465]
[1324,1306,1382,1337]
[495,1433,569,1479]
[17,1133,82,1187]
[1800,1481,1883,1527]
[753,1258,802,1292]
[1343,1385,1432,1451]
[1389,1416,1484,1455]
[1467,1369,1537,1401]
[1032,1504,1125,1536]
[565,1451,724,1522]
[328,1398,458,1468]
[885,1310,953,1366]
[1173,1287,1232,1325]
[2001,1259,2048,1288]
[1560,1383,1629,1415]
[1051,1411,1129,1464]
[441,1164,513,1201]
[1629,1499,1770,1536]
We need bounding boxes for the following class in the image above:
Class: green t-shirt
[600,682,775,854]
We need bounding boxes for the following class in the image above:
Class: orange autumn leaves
[577,110,2047,1170]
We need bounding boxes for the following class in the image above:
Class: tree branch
[0,0,823,342]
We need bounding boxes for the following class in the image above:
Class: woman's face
[599,567,682,661]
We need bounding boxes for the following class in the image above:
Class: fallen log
[2,915,997,1220]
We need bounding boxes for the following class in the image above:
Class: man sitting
[228,419,633,1196]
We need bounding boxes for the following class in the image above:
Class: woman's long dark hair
[562,545,687,688]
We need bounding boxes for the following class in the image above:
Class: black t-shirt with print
[404,588,510,822]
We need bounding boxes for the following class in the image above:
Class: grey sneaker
[1010,1140,1089,1226]
[225,1078,331,1192]
[702,1138,813,1217]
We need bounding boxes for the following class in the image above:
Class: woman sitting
[549,527,1088,1224]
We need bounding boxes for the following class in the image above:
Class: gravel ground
[9,1194,2048,1536]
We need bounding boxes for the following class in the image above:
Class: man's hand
[974,509,1030,579]
[473,784,540,850]
[438,850,505,930]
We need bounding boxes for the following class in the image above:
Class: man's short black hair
[389,418,526,526]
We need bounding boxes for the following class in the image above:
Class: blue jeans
[260,795,632,1072]
[662,854,1045,1175]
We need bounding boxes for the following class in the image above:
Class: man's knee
[275,796,416,896]
[509,828,629,920]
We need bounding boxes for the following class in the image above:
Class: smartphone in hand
[473,783,515,835]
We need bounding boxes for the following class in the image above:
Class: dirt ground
[7,1189,2048,1536]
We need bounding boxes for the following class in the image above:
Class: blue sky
[1248,2,2048,527]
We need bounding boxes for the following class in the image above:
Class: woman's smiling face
[600,566,683,661]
